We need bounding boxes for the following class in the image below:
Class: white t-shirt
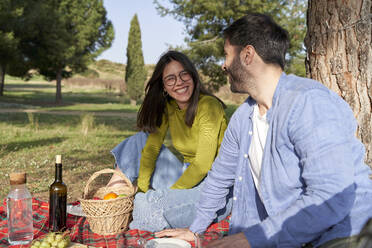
[248,104,269,199]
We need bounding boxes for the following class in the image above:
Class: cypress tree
[125,14,147,104]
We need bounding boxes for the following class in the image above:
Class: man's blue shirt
[189,73,372,247]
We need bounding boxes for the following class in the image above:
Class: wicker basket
[79,168,137,235]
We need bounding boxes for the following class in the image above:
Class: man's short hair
[223,13,290,70]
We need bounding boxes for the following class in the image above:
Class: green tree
[25,0,114,104]
[154,0,307,91]
[0,0,33,96]
[125,14,147,103]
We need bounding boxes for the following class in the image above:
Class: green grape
[64,236,71,245]
[47,236,55,243]
[34,241,41,246]
[40,241,51,248]
[55,234,63,241]
[51,240,59,247]
[30,245,39,248]
[46,232,56,239]
[57,240,68,248]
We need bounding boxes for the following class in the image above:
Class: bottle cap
[9,172,27,185]
[56,155,62,164]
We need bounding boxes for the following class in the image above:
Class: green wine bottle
[49,155,67,232]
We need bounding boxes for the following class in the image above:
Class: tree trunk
[56,69,63,104]
[0,64,5,96]
[305,0,372,167]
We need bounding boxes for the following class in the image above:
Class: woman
[108,50,232,231]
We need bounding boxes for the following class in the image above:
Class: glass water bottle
[6,172,34,245]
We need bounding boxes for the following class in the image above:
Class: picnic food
[79,169,136,235]
[49,155,67,232]
[103,192,118,200]
[30,232,70,248]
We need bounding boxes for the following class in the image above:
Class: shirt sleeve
[244,90,359,247]
[171,99,227,189]
[189,110,241,233]
[137,114,168,192]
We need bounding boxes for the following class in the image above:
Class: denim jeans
[111,132,233,232]
[111,132,185,189]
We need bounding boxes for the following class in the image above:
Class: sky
[97,0,187,65]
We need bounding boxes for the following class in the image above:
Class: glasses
[163,70,192,87]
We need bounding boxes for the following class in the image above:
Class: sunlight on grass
[1,79,140,112]
[27,112,39,130]
[80,114,95,136]
[44,103,139,113]
[0,113,137,201]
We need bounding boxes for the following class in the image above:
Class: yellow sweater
[137,95,227,192]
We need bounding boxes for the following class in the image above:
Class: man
[156,13,372,247]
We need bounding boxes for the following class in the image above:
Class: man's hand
[155,228,195,242]
[205,232,251,248]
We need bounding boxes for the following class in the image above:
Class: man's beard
[225,56,253,94]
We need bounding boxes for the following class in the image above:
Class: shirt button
[244,154,248,158]
[233,197,237,201]
[249,131,253,135]
[238,176,242,181]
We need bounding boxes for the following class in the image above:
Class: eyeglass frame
[163,70,192,87]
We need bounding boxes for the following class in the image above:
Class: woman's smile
[163,60,194,110]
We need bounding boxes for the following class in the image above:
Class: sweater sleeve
[171,98,226,189]
[137,114,168,192]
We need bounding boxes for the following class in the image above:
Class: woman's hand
[155,228,195,242]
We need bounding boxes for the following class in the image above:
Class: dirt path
[0,108,137,118]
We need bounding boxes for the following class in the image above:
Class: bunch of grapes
[31,232,71,248]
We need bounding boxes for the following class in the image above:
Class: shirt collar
[244,72,286,120]
[266,72,287,121]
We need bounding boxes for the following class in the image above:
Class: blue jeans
[111,132,233,232]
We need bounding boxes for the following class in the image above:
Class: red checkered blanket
[0,198,230,247]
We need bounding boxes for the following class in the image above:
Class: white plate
[145,238,191,248]
[67,204,86,217]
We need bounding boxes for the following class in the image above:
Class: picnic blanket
[0,198,230,247]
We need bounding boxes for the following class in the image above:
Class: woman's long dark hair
[137,50,225,133]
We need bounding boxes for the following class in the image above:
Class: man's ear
[241,45,255,66]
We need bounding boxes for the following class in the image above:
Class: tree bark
[0,64,5,96]
[305,0,372,166]
[56,69,62,104]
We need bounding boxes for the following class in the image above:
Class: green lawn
[0,112,137,201]
[1,77,136,111]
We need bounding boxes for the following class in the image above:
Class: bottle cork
[9,172,27,185]
[56,155,62,164]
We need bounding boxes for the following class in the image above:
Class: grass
[0,75,142,202]
[1,77,135,111]
[0,70,238,202]
[0,112,137,202]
